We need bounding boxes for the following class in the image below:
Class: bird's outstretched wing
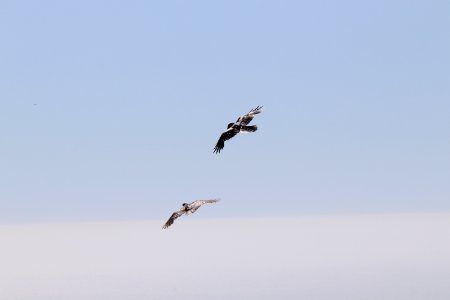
[188,199,220,214]
[238,105,263,126]
[191,199,220,206]
[213,127,239,153]
[162,210,186,229]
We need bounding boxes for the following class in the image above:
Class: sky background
[1,2,450,299]
[1,0,450,223]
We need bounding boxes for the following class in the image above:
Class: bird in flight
[213,105,263,154]
[162,199,219,229]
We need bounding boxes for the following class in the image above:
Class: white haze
[1,214,449,299]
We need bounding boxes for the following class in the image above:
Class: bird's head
[227,123,234,129]
[182,203,188,207]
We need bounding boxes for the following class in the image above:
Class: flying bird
[213,105,263,153]
[162,199,219,229]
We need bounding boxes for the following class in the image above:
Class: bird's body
[213,106,263,153]
[162,199,219,229]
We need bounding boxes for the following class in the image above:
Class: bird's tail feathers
[241,125,258,132]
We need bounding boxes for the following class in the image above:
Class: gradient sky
[1,0,450,223]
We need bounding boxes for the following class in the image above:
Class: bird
[213,105,263,153]
[162,199,219,229]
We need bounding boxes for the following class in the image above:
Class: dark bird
[162,199,219,229]
[213,105,263,153]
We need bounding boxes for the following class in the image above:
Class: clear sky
[1,0,449,223]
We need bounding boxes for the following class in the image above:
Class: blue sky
[1,0,449,223]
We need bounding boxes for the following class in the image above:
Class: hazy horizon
[1,213,449,299]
